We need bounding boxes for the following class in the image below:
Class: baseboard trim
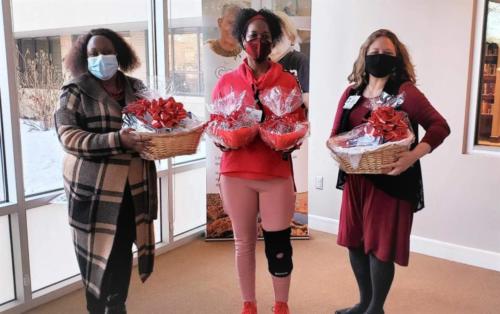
[309,214,339,234]
[308,214,500,272]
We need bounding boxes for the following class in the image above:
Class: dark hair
[232,8,283,46]
[64,28,140,77]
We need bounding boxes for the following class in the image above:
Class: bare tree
[17,49,63,131]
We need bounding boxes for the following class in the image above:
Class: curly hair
[232,8,283,47]
[64,28,140,77]
[348,29,417,89]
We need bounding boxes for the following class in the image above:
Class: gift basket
[205,90,260,149]
[123,87,205,160]
[259,87,309,151]
[327,92,415,174]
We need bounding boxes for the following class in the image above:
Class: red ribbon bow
[124,97,187,129]
[367,107,409,142]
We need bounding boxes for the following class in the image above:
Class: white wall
[308,0,500,270]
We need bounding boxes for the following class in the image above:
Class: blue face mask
[87,54,118,80]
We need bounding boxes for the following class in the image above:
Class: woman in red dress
[330,29,450,314]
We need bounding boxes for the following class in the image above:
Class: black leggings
[342,247,395,314]
[86,186,136,313]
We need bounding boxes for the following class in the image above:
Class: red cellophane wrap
[206,90,259,149]
[259,87,309,151]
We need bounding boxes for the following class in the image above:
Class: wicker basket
[327,132,414,174]
[137,123,206,160]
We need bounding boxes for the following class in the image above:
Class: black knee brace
[262,227,293,277]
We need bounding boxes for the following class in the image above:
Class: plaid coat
[54,72,157,298]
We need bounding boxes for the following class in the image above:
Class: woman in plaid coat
[55,29,157,314]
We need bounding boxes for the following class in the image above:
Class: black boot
[86,288,105,314]
[105,301,127,314]
[88,308,105,314]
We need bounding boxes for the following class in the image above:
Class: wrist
[116,131,125,150]
[413,142,431,159]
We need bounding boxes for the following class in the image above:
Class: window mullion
[0,0,33,305]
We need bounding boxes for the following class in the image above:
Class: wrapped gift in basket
[259,87,309,151]
[327,93,415,174]
[123,88,205,160]
[206,90,260,149]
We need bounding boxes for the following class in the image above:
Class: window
[154,179,164,243]
[476,0,500,147]
[271,0,311,16]
[0,98,7,203]
[10,0,151,292]
[0,215,15,305]
[169,0,207,165]
[168,0,203,98]
[12,0,150,197]
[16,37,63,82]
[171,29,204,96]
[173,166,206,236]
[167,0,207,236]
[26,204,79,292]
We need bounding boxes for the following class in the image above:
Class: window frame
[0,96,8,204]
[466,0,500,155]
[475,0,500,148]
[0,214,17,306]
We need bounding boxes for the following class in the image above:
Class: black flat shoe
[335,305,366,314]
[104,304,126,314]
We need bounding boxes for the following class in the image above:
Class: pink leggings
[220,175,296,303]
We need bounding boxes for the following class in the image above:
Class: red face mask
[244,38,272,63]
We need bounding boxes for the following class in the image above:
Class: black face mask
[365,54,397,78]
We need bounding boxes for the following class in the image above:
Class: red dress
[331,83,450,266]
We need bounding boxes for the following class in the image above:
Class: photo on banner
[204,0,311,240]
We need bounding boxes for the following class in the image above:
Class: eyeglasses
[245,32,272,42]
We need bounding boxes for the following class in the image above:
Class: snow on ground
[20,120,64,196]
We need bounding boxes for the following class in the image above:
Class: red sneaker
[241,301,257,314]
[273,302,290,314]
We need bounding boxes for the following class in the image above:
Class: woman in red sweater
[330,29,450,314]
[212,8,306,314]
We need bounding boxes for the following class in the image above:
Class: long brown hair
[348,29,416,89]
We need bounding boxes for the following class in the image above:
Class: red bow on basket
[124,97,187,129]
[367,106,409,142]
[210,109,248,127]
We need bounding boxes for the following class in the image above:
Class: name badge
[343,95,361,110]
[246,107,263,122]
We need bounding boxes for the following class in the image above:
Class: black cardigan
[335,79,424,211]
